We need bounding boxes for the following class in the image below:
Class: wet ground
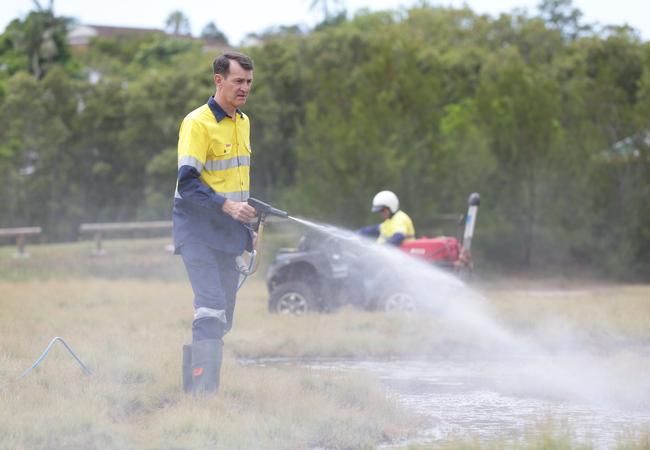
[251,353,650,448]
[348,357,649,448]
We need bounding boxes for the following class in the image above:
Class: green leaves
[0,3,648,278]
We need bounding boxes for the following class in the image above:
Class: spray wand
[236,198,290,286]
[248,197,290,221]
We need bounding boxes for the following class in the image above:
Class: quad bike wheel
[379,291,416,313]
[269,281,317,315]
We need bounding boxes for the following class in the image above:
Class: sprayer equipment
[235,198,292,283]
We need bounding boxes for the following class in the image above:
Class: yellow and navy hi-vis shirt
[377,210,415,245]
[172,96,253,254]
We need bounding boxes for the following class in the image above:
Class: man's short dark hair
[213,52,254,76]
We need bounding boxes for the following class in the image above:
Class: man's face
[379,207,391,220]
[215,60,253,110]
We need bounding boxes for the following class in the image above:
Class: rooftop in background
[67,24,230,52]
[68,24,165,48]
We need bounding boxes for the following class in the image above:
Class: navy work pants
[180,242,239,342]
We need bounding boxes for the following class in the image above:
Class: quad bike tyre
[379,291,417,313]
[269,281,318,315]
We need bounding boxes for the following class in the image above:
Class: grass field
[1,237,649,449]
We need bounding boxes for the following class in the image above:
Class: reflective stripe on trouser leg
[180,243,239,342]
[194,307,227,323]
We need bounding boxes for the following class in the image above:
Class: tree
[165,10,191,36]
[0,2,647,278]
[0,0,74,79]
[537,0,591,40]
[0,68,82,236]
[200,22,228,44]
[134,35,199,67]
[308,0,345,21]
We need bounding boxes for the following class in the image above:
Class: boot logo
[193,367,204,377]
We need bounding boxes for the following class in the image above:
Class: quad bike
[266,193,480,315]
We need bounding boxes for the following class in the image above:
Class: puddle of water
[305,356,650,449]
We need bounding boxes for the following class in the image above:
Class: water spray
[238,198,342,284]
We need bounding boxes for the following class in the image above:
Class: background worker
[173,52,256,394]
[359,190,415,246]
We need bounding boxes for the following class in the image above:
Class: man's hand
[222,199,257,222]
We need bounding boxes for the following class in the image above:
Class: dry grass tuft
[0,277,414,449]
[2,239,649,449]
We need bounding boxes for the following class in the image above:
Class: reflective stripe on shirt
[178,155,204,172]
[204,155,251,171]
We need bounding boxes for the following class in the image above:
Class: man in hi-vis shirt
[173,52,256,395]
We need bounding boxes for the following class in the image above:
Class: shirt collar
[207,96,244,122]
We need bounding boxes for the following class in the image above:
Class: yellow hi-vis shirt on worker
[172,97,253,255]
[377,210,415,244]
[177,101,251,202]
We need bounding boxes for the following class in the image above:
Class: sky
[0,0,647,45]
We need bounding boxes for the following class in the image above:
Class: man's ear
[214,73,223,88]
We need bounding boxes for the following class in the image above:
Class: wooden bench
[78,221,172,255]
[0,227,42,258]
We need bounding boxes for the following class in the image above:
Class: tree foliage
[0,1,648,279]
[200,22,228,44]
[165,10,191,36]
[0,2,75,79]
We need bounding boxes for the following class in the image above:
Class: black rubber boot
[182,344,192,393]
[191,339,223,395]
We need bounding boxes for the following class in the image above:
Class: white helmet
[371,190,399,213]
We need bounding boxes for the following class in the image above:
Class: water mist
[275,217,650,448]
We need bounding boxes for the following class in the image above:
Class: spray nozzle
[248,197,289,219]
